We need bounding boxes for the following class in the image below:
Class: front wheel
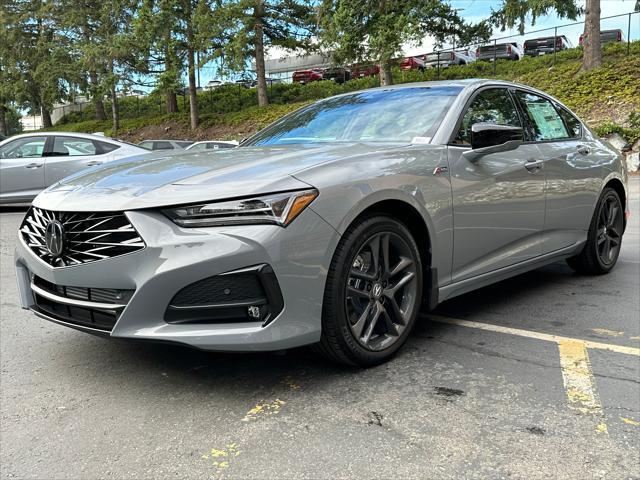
[315,215,423,366]
[567,187,624,275]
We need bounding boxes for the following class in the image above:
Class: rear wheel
[567,187,624,275]
[316,215,423,366]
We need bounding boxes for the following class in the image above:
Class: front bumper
[15,208,340,351]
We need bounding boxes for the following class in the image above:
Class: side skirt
[437,241,585,304]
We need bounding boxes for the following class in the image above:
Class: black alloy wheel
[316,215,423,366]
[567,187,624,275]
[595,193,623,266]
[346,232,418,351]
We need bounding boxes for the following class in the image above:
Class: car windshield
[245,86,461,146]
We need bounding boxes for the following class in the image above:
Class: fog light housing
[164,264,284,326]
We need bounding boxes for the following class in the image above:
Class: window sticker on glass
[524,102,568,140]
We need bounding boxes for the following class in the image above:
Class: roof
[321,78,513,99]
[2,131,118,142]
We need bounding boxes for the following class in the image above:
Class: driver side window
[453,89,522,145]
[0,137,47,159]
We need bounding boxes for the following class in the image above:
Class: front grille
[20,207,145,267]
[32,276,133,331]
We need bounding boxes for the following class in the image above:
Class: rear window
[153,141,174,150]
[53,137,97,156]
[556,106,582,139]
[96,141,120,154]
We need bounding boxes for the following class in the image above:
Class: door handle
[524,159,544,172]
[576,145,591,155]
[85,161,102,166]
[25,163,43,169]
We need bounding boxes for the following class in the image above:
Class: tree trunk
[166,90,178,113]
[41,106,52,128]
[187,47,199,129]
[0,105,7,136]
[110,85,119,133]
[90,71,107,121]
[582,0,601,71]
[165,44,179,113]
[379,59,393,86]
[254,2,269,107]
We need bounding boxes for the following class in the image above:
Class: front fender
[294,145,454,285]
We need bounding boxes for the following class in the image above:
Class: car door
[0,136,47,201]
[447,87,546,282]
[513,90,605,253]
[44,136,105,187]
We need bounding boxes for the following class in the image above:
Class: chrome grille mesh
[20,207,145,267]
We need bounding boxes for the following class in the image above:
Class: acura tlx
[15,79,628,366]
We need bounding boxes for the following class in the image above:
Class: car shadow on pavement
[47,260,583,396]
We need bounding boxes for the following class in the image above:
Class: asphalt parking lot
[1,179,638,480]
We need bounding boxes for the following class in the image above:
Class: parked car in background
[476,42,523,61]
[185,140,239,151]
[0,132,147,203]
[138,140,193,151]
[323,67,351,84]
[579,29,625,46]
[203,80,223,91]
[292,69,324,84]
[236,77,282,88]
[424,49,476,68]
[400,56,426,71]
[524,35,572,56]
[351,64,380,78]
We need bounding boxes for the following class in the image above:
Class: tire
[566,187,624,275]
[315,215,423,366]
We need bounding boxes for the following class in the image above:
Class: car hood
[34,143,404,211]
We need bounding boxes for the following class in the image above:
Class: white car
[185,140,239,151]
[0,132,148,204]
[203,80,223,91]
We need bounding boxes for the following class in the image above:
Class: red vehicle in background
[351,64,380,78]
[579,29,624,45]
[400,56,426,71]
[292,69,324,84]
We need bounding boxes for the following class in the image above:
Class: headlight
[163,189,318,227]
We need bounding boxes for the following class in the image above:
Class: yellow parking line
[621,416,640,426]
[558,340,608,434]
[429,315,640,356]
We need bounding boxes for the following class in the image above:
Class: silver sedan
[1,132,147,203]
[14,79,628,366]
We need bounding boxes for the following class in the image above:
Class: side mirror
[463,123,524,162]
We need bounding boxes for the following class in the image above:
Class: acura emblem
[45,220,65,258]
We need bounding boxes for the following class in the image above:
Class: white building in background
[20,115,43,131]
[260,37,437,82]
[262,52,333,82]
